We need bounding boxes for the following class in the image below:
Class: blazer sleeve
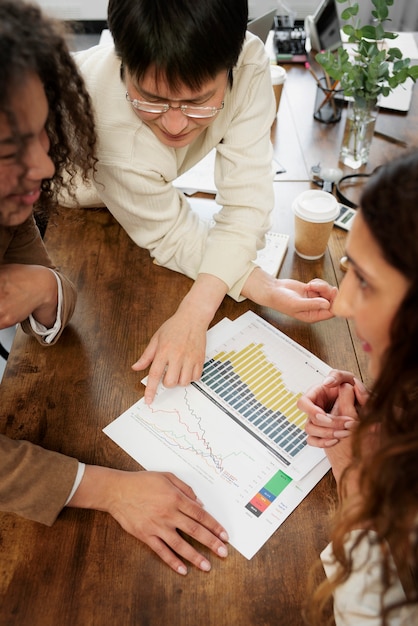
[2,216,77,344]
[0,435,79,526]
[321,530,418,625]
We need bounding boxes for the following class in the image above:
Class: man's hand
[133,273,227,404]
[133,307,208,404]
[242,268,338,323]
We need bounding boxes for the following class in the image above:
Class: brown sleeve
[0,435,79,526]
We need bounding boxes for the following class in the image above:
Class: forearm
[240,266,277,307]
[66,464,117,513]
[178,272,228,325]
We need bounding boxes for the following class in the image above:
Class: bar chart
[193,313,330,470]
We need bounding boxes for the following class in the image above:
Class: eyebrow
[0,131,33,146]
[0,137,16,145]
[344,252,374,282]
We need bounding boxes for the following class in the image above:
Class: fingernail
[354,377,367,393]
[324,438,339,447]
[316,412,332,424]
[217,546,228,558]
[323,376,337,386]
[177,565,188,575]
[333,430,350,438]
[220,530,229,542]
[200,560,211,572]
[344,420,356,430]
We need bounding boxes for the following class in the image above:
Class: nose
[25,130,55,182]
[160,107,190,135]
[332,272,354,319]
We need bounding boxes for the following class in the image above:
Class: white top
[321,530,418,625]
[70,33,276,301]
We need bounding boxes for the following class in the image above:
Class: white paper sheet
[104,313,331,559]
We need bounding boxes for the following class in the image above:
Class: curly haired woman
[0,0,228,575]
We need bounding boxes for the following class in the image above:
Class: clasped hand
[298,370,370,487]
[0,263,58,329]
[298,369,369,448]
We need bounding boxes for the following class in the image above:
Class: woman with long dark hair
[299,151,418,624]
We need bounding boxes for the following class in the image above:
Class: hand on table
[68,467,229,575]
[242,268,338,323]
[0,263,58,329]
[133,273,227,404]
[132,307,208,404]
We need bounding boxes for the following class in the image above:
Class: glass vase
[339,98,379,169]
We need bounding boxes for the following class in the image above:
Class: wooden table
[1,61,416,626]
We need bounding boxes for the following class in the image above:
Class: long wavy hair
[305,151,418,625]
[0,0,96,220]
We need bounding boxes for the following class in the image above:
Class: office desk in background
[1,50,417,626]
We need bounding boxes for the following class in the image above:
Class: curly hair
[306,151,418,625]
[0,0,96,219]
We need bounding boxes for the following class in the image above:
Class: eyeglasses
[125,93,224,119]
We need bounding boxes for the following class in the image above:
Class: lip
[160,129,191,142]
[356,333,372,353]
[9,188,41,206]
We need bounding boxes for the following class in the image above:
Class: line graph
[133,387,260,478]
[118,383,281,491]
[103,312,331,558]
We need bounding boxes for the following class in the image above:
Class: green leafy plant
[316,0,418,105]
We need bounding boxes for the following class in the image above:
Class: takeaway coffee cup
[270,64,287,117]
[292,190,340,260]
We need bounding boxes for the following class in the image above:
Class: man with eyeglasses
[69,0,337,404]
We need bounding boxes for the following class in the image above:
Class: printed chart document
[104,312,331,559]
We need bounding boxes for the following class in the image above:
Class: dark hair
[0,0,96,218]
[108,0,248,90]
[306,151,418,624]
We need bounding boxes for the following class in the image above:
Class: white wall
[33,0,418,30]
[34,0,108,21]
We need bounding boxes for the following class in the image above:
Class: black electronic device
[305,0,341,53]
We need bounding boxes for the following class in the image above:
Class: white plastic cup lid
[270,64,287,85]
[292,190,339,223]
